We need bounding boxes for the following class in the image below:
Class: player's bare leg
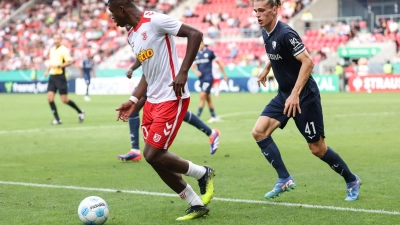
[143,144,215,205]
[309,136,361,201]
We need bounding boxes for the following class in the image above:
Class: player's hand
[284,93,301,117]
[43,71,48,78]
[194,71,202,77]
[115,100,135,122]
[169,72,187,97]
[257,68,269,87]
[126,69,133,79]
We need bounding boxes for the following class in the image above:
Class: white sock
[208,129,215,138]
[179,184,203,206]
[186,161,206,180]
[130,149,141,153]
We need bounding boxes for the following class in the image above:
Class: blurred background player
[118,26,220,161]
[211,60,228,98]
[192,38,226,123]
[81,55,96,101]
[44,33,85,125]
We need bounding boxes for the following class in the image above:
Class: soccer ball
[77,196,109,225]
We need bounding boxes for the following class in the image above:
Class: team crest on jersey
[272,41,276,50]
[204,53,209,58]
[142,32,147,40]
[137,48,154,63]
[153,133,161,142]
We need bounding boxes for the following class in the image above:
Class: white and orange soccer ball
[77,196,109,225]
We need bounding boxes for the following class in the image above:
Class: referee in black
[44,34,84,125]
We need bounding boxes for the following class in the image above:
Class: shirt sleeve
[62,46,72,62]
[151,13,183,36]
[210,50,216,61]
[283,30,306,57]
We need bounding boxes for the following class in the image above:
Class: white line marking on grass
[1,181,399,216]
[0,125,125,134]
[0,111,398,135]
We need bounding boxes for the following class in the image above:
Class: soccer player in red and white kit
[109,0,215,220]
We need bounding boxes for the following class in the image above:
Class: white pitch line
[0,111,398,135]
[0,125,125,134]
[0,181,399,216]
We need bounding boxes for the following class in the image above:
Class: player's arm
[190,63,201,77]
[92,62,97,78]
[216,59,228,81]
[126,58,141,79]
[176,24,203,75]
[257,60,271,87]
[131,74,147,100]
[292,50,314,95]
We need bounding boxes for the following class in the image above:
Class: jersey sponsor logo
[142,31,147,40]
[272,41,276,50]
[195,58,210,64]
[153,133,161,142]
[289,38,302,51]
[137,48,154,63]
[267,53,283,61]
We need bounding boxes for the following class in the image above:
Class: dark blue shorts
[261,93,325,143]
[199,80,213,94]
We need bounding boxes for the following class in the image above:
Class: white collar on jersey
[266,19,279,36]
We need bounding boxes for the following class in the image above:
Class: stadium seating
[0,0,181,71]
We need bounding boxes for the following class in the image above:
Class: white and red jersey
[127,11,190,103]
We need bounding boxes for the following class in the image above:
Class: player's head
[108,0,137,27]
[253,0,282,29]
[53,34,62,47]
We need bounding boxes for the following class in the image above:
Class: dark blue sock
[197,107,203,117]
[320,147,356,183]
[257,137,290,179]
[184,111,212,136]
[129,112,140,150]
[210,108,216,118]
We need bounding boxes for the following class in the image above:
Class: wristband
[129,96,138,104]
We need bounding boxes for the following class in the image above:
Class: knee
[252,127,265,140]
[308,144,327,158]
[144,150,162,166]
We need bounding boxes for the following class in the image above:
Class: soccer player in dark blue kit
[252,0,361,201]
[191,39,227,123]
[81,55,96,101]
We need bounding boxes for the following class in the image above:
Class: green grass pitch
[0,92,399,224]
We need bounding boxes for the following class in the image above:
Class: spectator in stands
[374,20,385,35]
[227,42,239,59]
[184,6,196,18]
[383,60,393,74]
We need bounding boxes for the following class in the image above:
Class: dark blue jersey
[262,21,319,102]
[82,59,94,78]
[194,48,216,81]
